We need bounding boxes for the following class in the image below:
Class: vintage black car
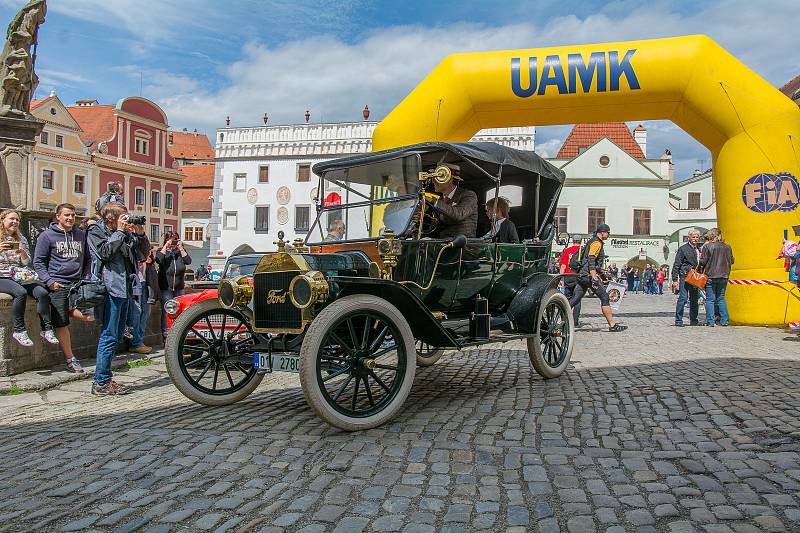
[165,142,573,431]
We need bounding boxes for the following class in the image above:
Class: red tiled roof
[180,164,215,188]
[30,97,51,111]
[66,104,116,148]
[780,74,800,105]
[182,187,213,212]
[169,130,214,160]
[557,122,645,160]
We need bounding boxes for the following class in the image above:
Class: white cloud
[116,0,796,181]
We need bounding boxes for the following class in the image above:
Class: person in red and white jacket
[559,236,583,325]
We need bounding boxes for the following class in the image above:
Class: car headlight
[219,276,253,308]
[289,270,329,309]
[164,298,179,316]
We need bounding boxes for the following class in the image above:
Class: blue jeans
[95,294,129,385]
[127,285,151,347]
[705,278,729,325]
[675,277,699,324]
[633,279,640,292]
[160,288,183,335]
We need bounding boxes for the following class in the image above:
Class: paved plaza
[1,293,799,532]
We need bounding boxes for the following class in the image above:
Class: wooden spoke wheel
[415,339,444,367]
[300,295,415,431]
[166,299,263,405]
[527,290,574,379]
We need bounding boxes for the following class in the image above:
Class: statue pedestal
[0,114,44,210]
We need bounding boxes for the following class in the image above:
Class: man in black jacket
[671,229,702,326]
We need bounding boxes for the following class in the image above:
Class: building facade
[667,168,717,255]
[209,122,536,268]
[548,123,675,267]
[28,93,97,215]
[180,165,214,265]
[68,97,183,244]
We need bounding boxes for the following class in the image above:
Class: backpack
[568,243,585,273]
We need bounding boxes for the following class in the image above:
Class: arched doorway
[373,35,800,325]
[231,243,255,256]
[625,255,660,270]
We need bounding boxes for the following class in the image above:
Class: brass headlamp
[289,270,329,309]
[218,276,254,308]
[418,165,453,185]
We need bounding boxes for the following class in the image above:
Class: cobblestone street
[2,293,799,532]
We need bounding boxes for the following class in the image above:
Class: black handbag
[68,232,107,309]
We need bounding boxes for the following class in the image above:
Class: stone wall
[0,293,164,376]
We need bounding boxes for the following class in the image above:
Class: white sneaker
[12,331,33,347]
[41,330,59,345]
[66,357,84,373]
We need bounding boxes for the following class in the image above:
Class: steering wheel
[409,197,439,237]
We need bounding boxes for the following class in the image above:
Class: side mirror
[451,234,467,250]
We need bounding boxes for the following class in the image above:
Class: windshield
[307,155,420,243]
[223,256,261,279]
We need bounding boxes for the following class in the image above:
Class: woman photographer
[87,202,149,395]
[156,231,191,340]
[0,209,58,346]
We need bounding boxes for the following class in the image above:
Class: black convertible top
[312,141,565,184]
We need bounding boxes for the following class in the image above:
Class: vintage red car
[164,254,262,331]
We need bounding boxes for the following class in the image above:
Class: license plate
[254,353,300,373]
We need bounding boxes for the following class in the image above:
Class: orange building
[67,97,184,243]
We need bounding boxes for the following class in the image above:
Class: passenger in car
[428,164,478,239]
[483,196,519,243]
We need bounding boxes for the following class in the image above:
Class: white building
[548,123,675,267]
[667,168,717,256]
[209,120,536,269]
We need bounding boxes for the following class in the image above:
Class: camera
[127,215,146,225]
[171,239,178,245]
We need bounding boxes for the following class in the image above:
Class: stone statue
[0,0,46,118]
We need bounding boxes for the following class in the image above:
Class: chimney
[633,124,647,158]
[693,169,701,177]
[661,149,674,182]
[49,89,56,97]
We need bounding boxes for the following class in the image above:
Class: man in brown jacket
[430,164,478,239]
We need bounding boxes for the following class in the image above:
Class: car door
[488,243,525,312]
[449,239,496,315]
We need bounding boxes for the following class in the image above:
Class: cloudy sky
[2,0,798,179]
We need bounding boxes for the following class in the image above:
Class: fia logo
[741,172,799,213]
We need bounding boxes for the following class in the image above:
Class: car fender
[506,273,563,334]
[329,276,458,348]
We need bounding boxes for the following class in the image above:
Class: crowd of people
[556,224,745,331]
[0,182,192,396]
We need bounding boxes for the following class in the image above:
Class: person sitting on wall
[482,196,519,243]
[427,163,477,239]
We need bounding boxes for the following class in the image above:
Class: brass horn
[418,165,452,185]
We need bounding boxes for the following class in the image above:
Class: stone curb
[0,349,166,393]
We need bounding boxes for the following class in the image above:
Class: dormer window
[134,129,151,155]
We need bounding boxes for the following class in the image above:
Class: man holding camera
[156,231,192,340]
[87,202,150,395]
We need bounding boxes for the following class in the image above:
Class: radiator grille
[254,271,302,330]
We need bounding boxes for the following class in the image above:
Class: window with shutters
[42,169,54,190]
[258,165,269,183]
[633,209,651,235]
[55,134,63,148]
[587,208,605,233]
[687,192,701,209]
[295,205,310,232]
[254,206,269,233]
[554,207,568,234]
[297,164,311,182]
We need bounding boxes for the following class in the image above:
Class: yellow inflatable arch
[373,35,800,326]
